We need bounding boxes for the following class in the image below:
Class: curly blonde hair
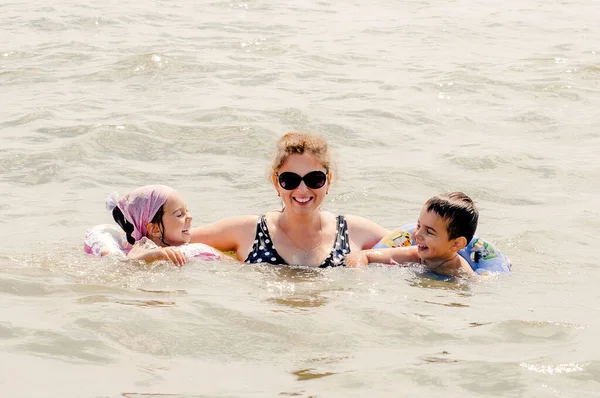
[271,132,333,173]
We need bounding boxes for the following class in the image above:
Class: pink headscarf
[106,185,174,241]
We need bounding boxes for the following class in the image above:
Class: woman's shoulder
[189,215,261,239]
[189,215,261,253]
[317,212,387,233]
[342,214,388,230]
[341,214,391,250]
[199,214,261,229]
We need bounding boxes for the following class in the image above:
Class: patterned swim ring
[84,224,228,261]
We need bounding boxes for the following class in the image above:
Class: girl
[106,185,193,265]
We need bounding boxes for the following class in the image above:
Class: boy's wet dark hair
[425,192,478,244]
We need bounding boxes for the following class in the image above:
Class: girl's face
[152,191,193,246]
[273,153,330,215]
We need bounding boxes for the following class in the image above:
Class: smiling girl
[106,185,193,266]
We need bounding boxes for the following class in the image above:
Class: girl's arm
[127,244,187,266]
[346,246,419,267]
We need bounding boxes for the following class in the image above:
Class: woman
[189,132,390,267]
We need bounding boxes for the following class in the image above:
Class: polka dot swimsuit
[244,215,350,267]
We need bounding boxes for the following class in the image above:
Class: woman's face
[273,153,330,215]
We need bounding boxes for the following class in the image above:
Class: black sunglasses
[277,171,328,190]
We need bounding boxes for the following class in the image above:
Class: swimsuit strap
[244,215,350,267]
[244,215,288,265]
[318,215,350,268]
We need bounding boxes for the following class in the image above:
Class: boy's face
[414,207,460,262]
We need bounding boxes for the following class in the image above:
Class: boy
[345,192,478,278]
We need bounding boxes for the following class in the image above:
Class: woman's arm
[345,215,391,250]
[189,215,259,259]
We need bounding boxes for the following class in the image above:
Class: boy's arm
[346,246,419,267]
